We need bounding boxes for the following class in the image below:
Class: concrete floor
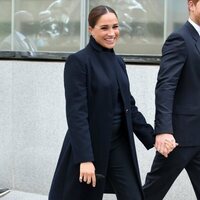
[1,191,47,200]
[1,190,117,200]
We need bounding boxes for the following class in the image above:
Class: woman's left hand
[155,133,178,157]
[79,162,96,187]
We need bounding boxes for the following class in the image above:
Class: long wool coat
[49,36,154,200]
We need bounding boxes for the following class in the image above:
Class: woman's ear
[88,26,93,35]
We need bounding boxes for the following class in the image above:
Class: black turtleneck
[89,36,124,125]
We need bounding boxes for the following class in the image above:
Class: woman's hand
[155,133,178,157]
[79,162,96,187]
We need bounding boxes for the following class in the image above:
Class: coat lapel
[113,57,130,107]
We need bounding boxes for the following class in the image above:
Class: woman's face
[89,12,119,49]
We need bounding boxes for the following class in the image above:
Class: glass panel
[0,0,12,50]
[0,0,189,58]
[165,0,188,37]
[89,0,188,55]
[0,0,81,53]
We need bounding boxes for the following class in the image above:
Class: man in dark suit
[143,0,200,199]
[0,11,37,53]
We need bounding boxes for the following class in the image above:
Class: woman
[49,5,154,200]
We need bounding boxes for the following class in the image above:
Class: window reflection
[0,0,80,53]
[90,0,165,55]
[0,0,11,50]
[37,0,80,52]
[0,10,37,55]
[0,0,188,57]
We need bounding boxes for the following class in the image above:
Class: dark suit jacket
[155,21,200,146]
[49,36,154,200]
[0,31,37,52]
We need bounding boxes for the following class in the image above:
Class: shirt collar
[16,31,26,40]
[188,18,200,36]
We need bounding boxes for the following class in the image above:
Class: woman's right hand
[79,162,96,187]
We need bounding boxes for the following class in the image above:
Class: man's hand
[79,162,96,187]
[154,133,178,158]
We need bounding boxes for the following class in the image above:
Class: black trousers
[143,146,200,200]
[106,123,143,200]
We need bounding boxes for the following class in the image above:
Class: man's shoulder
[170,21,196,39]
[163,22,189,46]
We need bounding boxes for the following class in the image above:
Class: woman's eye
[101,27,108,30]
[99,25,119,30]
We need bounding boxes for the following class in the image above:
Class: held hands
[154,133,178,158]
[79,162,96,187]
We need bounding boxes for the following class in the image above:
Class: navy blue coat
[49,36,154,200]
[155,21,200,146]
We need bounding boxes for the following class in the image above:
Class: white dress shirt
[188,18,200,36]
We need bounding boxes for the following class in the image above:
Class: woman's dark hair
[88,5,118,28]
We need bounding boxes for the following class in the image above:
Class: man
[0,11,37,53]
[0,188,10,197]
[143,0,200,199]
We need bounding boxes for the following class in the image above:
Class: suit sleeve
[64,54,94,164]
[155,33,187,134]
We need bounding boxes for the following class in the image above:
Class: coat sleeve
[130,95,154,149]
[64,54,94,164]
[118,56,155,149]
[117,56,154,149]
[155,33,187,134]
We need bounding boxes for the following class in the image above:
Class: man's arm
[154,33,187,156]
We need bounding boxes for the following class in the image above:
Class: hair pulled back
[88,5,118,28]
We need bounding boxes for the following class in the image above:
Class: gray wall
[0,60,196,199]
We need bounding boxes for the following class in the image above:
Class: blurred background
[0,0,187,56]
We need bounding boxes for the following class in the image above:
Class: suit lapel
[195,36,200,55]
[185,21,200,54]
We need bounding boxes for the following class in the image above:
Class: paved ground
[1,191,47,200]
[1,190,117,200]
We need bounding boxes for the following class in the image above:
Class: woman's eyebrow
[98,23,119,27]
